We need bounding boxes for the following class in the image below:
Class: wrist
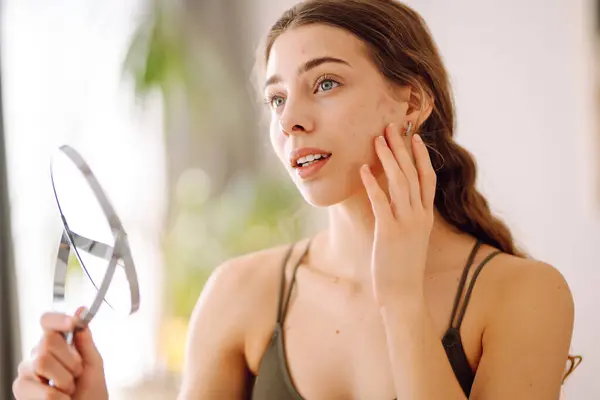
[379,293,426,320]
[375,284,425,308]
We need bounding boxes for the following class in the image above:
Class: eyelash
[264,74,342,109]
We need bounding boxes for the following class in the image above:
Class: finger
[31,352,76,395]
[13,377,70,400]
[374,134,410,217]
[38,331,83,377]
[385,123,422,210]
[72,325,103,367]
[360,164,394,222]
[40,312,77,333]
[412,134,437,211]
[39,311,85,376]
[17,359,40,381]
[71,307,103,367]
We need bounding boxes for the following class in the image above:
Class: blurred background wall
[1,0,598,398]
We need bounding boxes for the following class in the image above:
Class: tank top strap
[447,240,482,330]
[276,238,312,324]
[275,243,295,324]
[453,249,502,330]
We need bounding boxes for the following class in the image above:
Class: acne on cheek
[345,117,374,147]
[346,100,378,138]
[341,93,391,145]
[357,95,392,139]
[375,93,401,129]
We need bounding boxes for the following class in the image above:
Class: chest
[250,268,488,399]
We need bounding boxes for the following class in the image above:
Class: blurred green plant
[122,0,307,323]
[164,170,305,320]
[123,0,189,98]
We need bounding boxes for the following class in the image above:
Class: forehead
[266,24,369,78]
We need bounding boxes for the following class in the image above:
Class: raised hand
[360,122,437,306]
[13,307,108,400]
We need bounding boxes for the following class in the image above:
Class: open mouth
[292,153,332,168]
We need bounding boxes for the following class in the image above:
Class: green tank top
[250,239,500,399]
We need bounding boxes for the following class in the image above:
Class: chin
[299,191,342,208]
[295,177,361,208]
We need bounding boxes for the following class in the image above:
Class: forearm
[380,296,466,400]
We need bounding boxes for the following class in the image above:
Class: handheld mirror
[49,145,140,345]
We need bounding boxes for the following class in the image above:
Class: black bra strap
[276,244,295,323]
[454,250,502,329]
[448,240,482,330]
[277,239,312,324]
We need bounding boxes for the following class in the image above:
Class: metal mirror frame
[50,145,140,329]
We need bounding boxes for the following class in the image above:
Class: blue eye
[268,96,285,109]
[317,79,339,92]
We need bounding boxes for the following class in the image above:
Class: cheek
[269,120,287,162]
[343,98,389,146]
[334,95,397,170]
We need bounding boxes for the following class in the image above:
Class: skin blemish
[336,329,340,334]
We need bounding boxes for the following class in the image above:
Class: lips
[289,147,332,168]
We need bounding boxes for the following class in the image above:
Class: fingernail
[377,135,386,144]
[414,134,422,143]
[361,164,372,176]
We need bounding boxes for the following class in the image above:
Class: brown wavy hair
[260,0,581,385]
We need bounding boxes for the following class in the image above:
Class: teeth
[296,153,329,166]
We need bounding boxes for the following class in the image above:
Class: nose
[278,98,315,136]
[279,120,307,136]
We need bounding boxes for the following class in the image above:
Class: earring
[404,121,413,136]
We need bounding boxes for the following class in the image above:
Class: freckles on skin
[337,96,395,177]
[376,92,402,126]
[348,94,391,139]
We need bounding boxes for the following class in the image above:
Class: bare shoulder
[178,243,300,398]
[485,252,573,312]
[187,240,307,352]
[469,252,575,398]
[192,242,296,326]
[206,243,293,297]
[465,248,573,324]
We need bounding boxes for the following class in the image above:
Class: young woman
[13,1,579,399]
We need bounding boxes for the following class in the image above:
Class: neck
[312,189,474,288]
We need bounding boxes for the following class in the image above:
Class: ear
[407,86,434,131]
[394,84,434,131]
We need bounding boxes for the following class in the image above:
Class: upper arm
[177,260,253,400]
[470,262,575,400]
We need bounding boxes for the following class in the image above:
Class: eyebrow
[263,56,351,89]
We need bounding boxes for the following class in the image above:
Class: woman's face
[264,24,410,207]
